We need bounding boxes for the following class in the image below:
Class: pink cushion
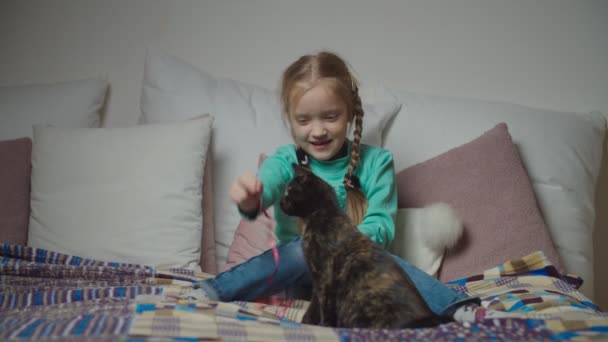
[0,138,32,245]
[223,207,278,272]
[396,123,563,282]
[223,154,278,272]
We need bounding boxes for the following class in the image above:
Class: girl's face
[289,84,350,161]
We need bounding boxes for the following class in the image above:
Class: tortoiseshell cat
[280,164,450,329]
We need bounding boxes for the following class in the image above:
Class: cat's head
[280,164,339,218]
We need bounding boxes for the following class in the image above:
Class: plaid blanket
[1,244,606,341]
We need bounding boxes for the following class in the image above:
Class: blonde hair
[281,51,368,225]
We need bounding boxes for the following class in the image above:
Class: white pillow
[28,116,213,269]
[140,50,402,268]
[384,91,606,298]
[390,204,463,277]
[0,78,108,140]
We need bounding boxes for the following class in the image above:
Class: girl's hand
[229,172,263,213]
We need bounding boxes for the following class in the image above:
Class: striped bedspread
[0,243,606,341]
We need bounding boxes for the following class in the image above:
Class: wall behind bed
[1,0,606,309]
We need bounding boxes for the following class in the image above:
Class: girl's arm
[257,148,295,211]
[236,148,294,220]
[357,150,398,249]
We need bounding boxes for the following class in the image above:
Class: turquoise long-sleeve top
[251,141,397,248]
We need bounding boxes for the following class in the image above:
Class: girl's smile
[310,139,331,149]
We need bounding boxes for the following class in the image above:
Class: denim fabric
[197,237,477,315]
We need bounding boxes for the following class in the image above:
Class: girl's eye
[297,118,310,125]
[324,113,339,121]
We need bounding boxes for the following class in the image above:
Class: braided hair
[343,80,368,226]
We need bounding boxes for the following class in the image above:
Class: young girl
[190,51,486,321]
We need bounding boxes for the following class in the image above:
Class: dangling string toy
[253,177,283,306]
[255,190,275,279]
[256,189,271,219]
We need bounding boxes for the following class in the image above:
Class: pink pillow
[223,154,278,272]
[396,123,563,282]
[0,137,32,245]
[223,207,278,272]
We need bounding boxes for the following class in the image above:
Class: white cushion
[28,116,213,269]
[140,50,401,268]
[390,204,463,277]
[385,91,606,298]
[0,78,108,140]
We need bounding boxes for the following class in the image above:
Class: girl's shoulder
[260,144,298,170]
[257,144,298,183]
[359,143,394,164]
[271,144,298,161]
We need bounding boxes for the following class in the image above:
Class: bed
[1,39,607,342]
[2,245,606,340]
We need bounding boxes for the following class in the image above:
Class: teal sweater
[254,142,397,248]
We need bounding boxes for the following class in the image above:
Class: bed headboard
[1,0,606,308]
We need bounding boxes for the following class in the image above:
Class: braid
[347,83,364,183]
[344,82,368,226]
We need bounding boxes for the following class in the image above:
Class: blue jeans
[197,237,477,315]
